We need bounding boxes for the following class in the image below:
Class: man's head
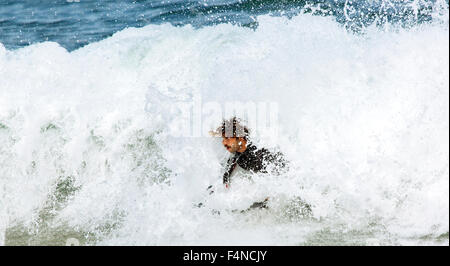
[216,117,249,153]
[222,136,247,153]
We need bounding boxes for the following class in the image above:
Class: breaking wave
[0,7,448,245]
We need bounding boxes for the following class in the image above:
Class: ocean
[0,0,448,245]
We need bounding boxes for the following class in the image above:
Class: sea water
[0,0,448,245]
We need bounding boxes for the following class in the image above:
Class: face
[222,137,247,153]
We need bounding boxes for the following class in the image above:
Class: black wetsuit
[197,143,287,211]
[223,143,287,186]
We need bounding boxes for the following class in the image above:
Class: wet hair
[219,117,249,139]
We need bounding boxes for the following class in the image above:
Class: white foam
[0,13,448,245]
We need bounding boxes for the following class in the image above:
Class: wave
[0,12,448,245]
[1,0,448,51]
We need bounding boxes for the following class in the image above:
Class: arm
[196,156,238,208]
[223,155,238,188]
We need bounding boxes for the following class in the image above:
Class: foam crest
[0,13,448,245]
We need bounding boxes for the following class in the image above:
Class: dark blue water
[0,0,447,51]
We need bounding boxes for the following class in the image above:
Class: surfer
[204,117,288,210]
[217,117,288,188]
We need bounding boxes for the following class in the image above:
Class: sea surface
[0,0,449,245]
[1,0,447,51]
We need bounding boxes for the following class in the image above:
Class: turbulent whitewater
[0,2,449,245]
